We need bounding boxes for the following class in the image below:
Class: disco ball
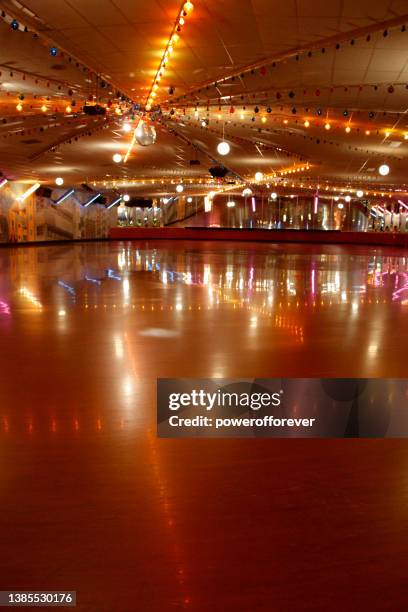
[135,121,157,146]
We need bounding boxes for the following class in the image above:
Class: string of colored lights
[144,1,194,111]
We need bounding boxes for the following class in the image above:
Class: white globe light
[217,141,230,156]
[270,192,278,200]
[227,200,235,208]
[113,153,122,163]
[122,122,132,133]
[176,184,184,193]
[163,198,169,204]
[255,171,263,182]
[345,195,351,202]
[379,164,390,176]
[55,177,64,186]
[338,202,344,209]
[123,194,130,202]
[356,190,364,198]
[242,188,253,197]
[187,197,193,203]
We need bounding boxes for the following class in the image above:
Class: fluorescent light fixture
[0,178,8,189]
[251,197,256,212]
[55,189,75,205]
[398,200,408,211]
[18,182,41,202]
[314,195,319,213]
[83,193,101,207]
[107,196,123,209]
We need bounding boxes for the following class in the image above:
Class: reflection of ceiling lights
[217,141,230,156]
[378,164,390,176]
[113,153,122,163]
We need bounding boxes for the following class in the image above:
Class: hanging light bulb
[227,201,236,208]
[16,103,23,112]
[55,177,64,186]
[113,153,123,163]
[345,125,351,133]
[176,184,184,193]
[65,105,72,113]
[123,194,130,202]
[324,122,331,130]
[379,164,390,176]
[184,1,194,13]
[255,172,263,182]
[41,104,47,113]
[217,141,230,155]
[304,120,310,127]
[179,16,185,26]
[345,195,351,202]
[270,192,278,200]
[356,190,364,198]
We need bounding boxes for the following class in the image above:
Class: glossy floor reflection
[1,240,408,611]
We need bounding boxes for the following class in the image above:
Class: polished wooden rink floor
[1,239,408,611]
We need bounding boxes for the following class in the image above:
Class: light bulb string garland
[0,115,108,140]
[167,13,408,105]
[27,117,111,161]
[0,5,132,103]
[144,1,194,111]
[169,80,408,110]
[174,105,408,138]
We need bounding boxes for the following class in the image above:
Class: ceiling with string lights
[0,0,407,196]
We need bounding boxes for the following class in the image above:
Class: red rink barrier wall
[108,226,408,248]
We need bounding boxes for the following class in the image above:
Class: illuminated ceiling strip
[107,196,123,209]
[18,182,40,201]
[55,189,75,204]
[83,193,101,207]
[0,178,8,189]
